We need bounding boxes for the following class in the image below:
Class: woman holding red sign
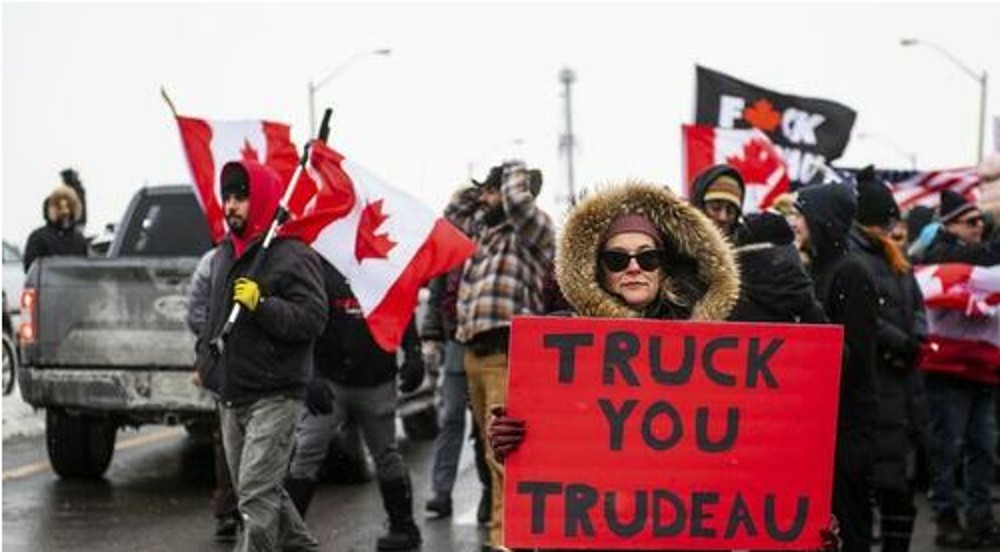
[487,181,839,551]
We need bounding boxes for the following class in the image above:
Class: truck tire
[402,405,439,441]
[46,409,117,479]
[1,334,15,396]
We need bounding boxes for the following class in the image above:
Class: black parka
[848,226,931,492]
[796,184,879,447]
[314,260,421,387]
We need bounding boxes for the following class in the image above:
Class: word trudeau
[544,332,782,453]
[516,483,808,542]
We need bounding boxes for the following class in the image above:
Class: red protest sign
[504,316,843,550]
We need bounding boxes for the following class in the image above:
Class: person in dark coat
[284,259,424,551]
[729,211,827,323]
[914,189,1000,548]
[847,169,932,552]
[22,184,88,272]
[195,159,327,552]
[794,183,880,552]
[913,189,1000,266]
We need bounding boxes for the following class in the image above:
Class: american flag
[835,166,981,211]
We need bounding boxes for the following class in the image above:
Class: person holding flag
[913,190,1000,548]
[194,159,327,552]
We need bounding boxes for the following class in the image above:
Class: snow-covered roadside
[2,387,45,441]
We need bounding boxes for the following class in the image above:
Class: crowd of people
[28,156,999,551]
[487,164,1000,552]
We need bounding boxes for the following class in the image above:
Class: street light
[308,48,391,136]
[854,131,918,170]
[901,38,988,163]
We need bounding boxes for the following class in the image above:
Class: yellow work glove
[233,277,262,311]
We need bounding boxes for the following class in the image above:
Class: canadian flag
[682,124,790,212]
[915,263,1000,383]
[174,116,300,242]
[282,140,476,351]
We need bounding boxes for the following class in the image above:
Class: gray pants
[220,396,318,552]
[289,380,407,483]
[429,341,469,497]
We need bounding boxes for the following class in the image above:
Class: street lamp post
[308,48,391,136]
[855,131,918,170]
[901,38,988,163]
[559,67,577,206]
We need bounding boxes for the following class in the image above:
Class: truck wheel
[402,405,439,441]
[1,334,15,396]
[46,409,117,479]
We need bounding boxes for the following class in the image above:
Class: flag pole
[209,108,334,356]
[160,86,179,117]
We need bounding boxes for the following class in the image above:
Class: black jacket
[848,227,931,492]
[22,223,88,272]
[197,236,328,406]
[315,261,422,387]
[730,242,827,324]
[797,184,879,443]
[916,225,1000,266]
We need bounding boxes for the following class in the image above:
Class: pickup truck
[19,185,438,479]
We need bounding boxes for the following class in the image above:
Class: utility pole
[559,67,577,207]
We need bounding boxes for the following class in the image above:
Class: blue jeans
[429,341,468,498]
[927,375,998,526]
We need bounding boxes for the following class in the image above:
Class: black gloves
[399,356,425,394]
[487,405,526,464]
[305,378,334,416]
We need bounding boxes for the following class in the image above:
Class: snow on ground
[2,386,45,441]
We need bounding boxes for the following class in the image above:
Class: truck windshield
[118,193,212,257]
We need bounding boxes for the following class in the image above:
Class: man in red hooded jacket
[195,160,328,552]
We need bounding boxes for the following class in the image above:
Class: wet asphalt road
[5,423,1000,551]
[3,425,486,552]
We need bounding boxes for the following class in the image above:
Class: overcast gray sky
[3,2,1000,248]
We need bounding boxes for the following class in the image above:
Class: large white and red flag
[682,124,790,212]
[915,263,1000,383]
[174,116,300,242]
[282,140,476,351]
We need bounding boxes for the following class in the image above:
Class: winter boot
[284,476,317,517]
[880,511,915,552]
[376,476,422,550]
[935,511,966,548]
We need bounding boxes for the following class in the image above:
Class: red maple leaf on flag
[932,263,973,295]
[240,138,260,162]
[743,99,781,133]
[726,138,783,186]
[725,136,790,210]
[355,200,397,262]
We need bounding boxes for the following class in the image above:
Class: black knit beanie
[855,166,900,227]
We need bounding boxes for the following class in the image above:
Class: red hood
[223,159,283,258]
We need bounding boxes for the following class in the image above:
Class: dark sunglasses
[599,249,663,272]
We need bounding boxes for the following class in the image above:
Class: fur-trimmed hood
[556,181,740,321]
[46,185,83,224]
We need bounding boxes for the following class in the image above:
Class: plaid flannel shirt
[445,167,556,344]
